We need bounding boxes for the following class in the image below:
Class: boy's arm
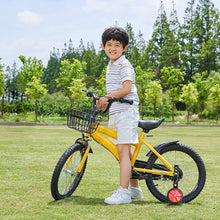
[108,80,132,98]
[97,80,132,110]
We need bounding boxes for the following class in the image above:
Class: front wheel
[146,144,206,203]
[51,143,87,200]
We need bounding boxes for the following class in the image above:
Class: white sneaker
[129,186,144,199]
[104,186,132,205]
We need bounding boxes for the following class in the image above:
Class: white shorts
[108,110,139,145]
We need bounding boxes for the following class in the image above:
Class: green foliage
[0,70,5,97]
[16,56,47,121]
[17,56,44,95]
[180,83,198,122]
[38,93,70,116]
[136,66,155,119]
[25,76,47,121]
[193,71,212,119]
[96,67,106,96]
[57,58,86,101]
[161,67,184,121]
[3,100,33,114]
[179,0,197,81]
[68,79,87,107]
[42,48,61,94]
[194,0,220,74]
[25,76,47,100]
[145,81,163,119]
[208,84,220,121]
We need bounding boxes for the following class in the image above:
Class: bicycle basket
[67,108,102,134]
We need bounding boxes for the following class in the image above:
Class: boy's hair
[102,27,129,48]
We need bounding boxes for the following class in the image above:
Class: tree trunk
[172,102,175,122]
[1,95,4,118]
[187,110,190,123]
[35,99,38,121]
[141,102,144,120]
[154,104,156,120]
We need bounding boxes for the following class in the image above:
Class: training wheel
[167,188,183,204]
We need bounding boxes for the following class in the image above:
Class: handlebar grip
[102,98,133,114]
[82,90,134,114]
[112,98,133,105]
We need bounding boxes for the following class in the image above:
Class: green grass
[0,125,219,219]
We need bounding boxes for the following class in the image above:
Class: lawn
[0,125,219,220]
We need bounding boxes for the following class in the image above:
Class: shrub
[38,93,70,116]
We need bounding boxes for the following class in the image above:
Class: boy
[97,27,143,205]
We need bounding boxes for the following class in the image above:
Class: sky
[1,0,220,68]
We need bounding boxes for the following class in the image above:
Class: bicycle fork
[75,146,90,174]
[74,136,91,174]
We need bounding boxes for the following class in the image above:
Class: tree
[145,81,163,119]
[208,70,220,84]
[68,79,87,108]
[194,0,220,74]
[143,1,170,71]
[161,67,184,122]
[57,58,86,106]
[96,67,107,96]
[17,56,43,101]
[159,0,180,68]
[179,0,197,81]
[193,71,211,120]
[159,30,180,68]
[135,66,155,119]
[0,63,4,94]
[180,83,198,123]
[169,0,180,39]
[208,84,220,121]
[25,76,47,121]
[82,42,100,88]
[8,62,19,101]
[0,72,4,97]
[0,60,11,117]
[0,60,5,117]
[125,23,141,68]
[42,47,60,94]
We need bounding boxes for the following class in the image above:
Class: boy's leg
[104,144,132,205]
[129,147,139,187]
[117,144,131,189]
[117,145,140,188]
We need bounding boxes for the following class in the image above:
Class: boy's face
[101,39,128,63]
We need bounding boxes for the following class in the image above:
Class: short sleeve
[120,62,133,82]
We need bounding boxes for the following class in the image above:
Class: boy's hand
[96,97,109,111]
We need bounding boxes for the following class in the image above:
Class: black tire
[51,143,87,200]
[146,144,206,203]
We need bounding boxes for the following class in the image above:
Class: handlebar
[82,90,133,114]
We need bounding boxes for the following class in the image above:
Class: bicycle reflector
[167,188,183,204]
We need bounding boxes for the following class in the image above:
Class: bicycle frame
[76,124,174,177]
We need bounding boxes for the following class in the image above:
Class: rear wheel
[146,144,206,203]
[51,143,87,200]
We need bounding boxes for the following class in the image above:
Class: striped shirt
[106,55,139,115]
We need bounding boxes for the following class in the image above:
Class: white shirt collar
[109,55,126,66]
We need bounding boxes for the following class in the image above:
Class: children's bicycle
[51,90,206,204]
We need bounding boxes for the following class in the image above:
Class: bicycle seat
[138,118,165,132]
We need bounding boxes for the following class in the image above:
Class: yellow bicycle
[51,90,206,204]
